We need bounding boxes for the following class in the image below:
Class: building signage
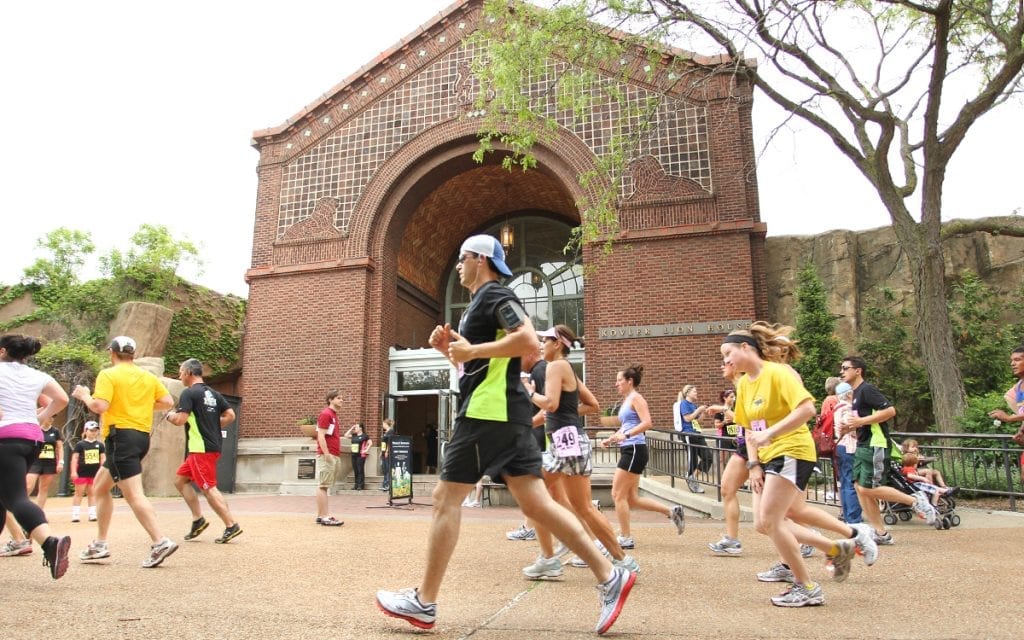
[598,319,752,340]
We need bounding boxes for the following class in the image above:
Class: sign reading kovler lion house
[598,319,752,340]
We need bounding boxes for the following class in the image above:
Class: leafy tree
[100,224,201,302]
[471,0,1024,431]
[856,288,932,430]
[948,270,1020,397]
[21,228,95,310]
[792,261,844,402]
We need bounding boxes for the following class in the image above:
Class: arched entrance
[371,150,587,472]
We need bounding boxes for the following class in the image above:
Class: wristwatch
[745,459,761,470]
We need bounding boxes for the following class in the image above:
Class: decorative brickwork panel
[276,40,712,240]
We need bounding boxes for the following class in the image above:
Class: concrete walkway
[3,492,1022,640]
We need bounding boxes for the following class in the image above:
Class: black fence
[584,427,1024,512]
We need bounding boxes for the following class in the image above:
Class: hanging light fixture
[499,175,514,253]
[500,220,514,253]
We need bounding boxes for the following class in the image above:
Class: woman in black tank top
[523,325,635,571]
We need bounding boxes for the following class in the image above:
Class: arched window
[445,215,583,337]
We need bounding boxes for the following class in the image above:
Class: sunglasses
[457,253,479,264]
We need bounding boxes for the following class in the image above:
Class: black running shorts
[103,427,150,481]
[440,418,541,485]
[616,443,649,474]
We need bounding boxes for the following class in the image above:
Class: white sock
[72,507,81,518]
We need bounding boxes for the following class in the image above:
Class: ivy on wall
[164,293,246,377]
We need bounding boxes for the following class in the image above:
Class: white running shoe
[523,555,564,579]
[0,539,32,556]
[850,523,879,566]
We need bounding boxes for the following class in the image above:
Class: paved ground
[4,492,1023,640]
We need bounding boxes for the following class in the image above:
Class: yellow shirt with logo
[93,362,169,437]
[734,361,816,463]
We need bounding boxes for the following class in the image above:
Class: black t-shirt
[176,383,231,454]
[455,281,533,426]
[852,382,893,447]
[36,426,62,463]
[74,439,105,477]
[350,433,369,456]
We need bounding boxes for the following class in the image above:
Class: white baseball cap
[459,235,513,277]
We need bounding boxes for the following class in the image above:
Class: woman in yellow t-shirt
[724,323,852,608]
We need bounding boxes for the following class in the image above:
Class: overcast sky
[1,1,1020,298]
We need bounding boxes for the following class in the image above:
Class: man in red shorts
[166,358,242,544]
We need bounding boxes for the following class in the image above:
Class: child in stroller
[901,451,957,507]
[881,446,960,529]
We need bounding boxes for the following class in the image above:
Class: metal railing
[583,427,1024,513]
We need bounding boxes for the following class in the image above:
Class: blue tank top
[618,393,646,445]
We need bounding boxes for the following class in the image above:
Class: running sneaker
[850,523,879,566]
[757,562,794,583]
[595,566,636,634]
[41,535,70,580]
[612,555,640,574]
[708,536,743,556]
[214,523,243,544]
[184,516,209,541]
[911,491,938,525]
[376,587,437,630]
[873,531,895,546]
[800,543,814,558]
[670,505,686,535]
[570,556,590,568]
[552,542,570,558]
[685,476,705,494]
[79,540,110,561]
[770,582,825,607]
[523,555,563,580]
[0,538,32,557]
[594,539,607,555]
[141,537,178,568]
[825,538,855,583]
[505,525,536,541]
[463,500,481,508]
[616,535,635,549]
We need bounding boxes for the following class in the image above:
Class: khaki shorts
[318,453,340,489]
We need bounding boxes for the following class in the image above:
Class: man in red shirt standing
[315,390,344,526]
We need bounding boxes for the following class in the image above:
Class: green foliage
[21,228,95,300]
[948,270,1024,396]
[791,262,845,401]
[31,340,105,389]
[163,295,245,377]
[855,288,932,430]
[100,224,201,303]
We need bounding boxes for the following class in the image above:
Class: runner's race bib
[552,425,582,458]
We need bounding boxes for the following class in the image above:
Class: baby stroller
[881,457,960,529]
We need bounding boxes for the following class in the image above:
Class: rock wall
[766,216,1024,346]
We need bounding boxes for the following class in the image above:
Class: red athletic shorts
[176,452,221,490]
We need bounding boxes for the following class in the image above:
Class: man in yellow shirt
[71,336,178,568]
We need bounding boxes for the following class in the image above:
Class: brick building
[241,0,766,476]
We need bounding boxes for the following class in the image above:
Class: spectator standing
[832,382,862,524]
[379,419,395,492]
[314,391,344,526]
[72,335,178,568]
[674,385,711,493]
[70,421,105,522]
[345,422,371,490]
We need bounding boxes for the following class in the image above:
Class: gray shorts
[542,435,593,477]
